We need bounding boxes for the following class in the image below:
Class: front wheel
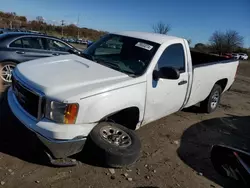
[0,62,17,85]
[200,84,222,113]
[87,122,141,168]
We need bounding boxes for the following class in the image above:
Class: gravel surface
[0,61,249,188]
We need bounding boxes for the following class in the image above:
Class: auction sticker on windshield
[135,42,153,50]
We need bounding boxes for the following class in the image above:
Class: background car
[231,53,240,59]
[221,53,233,59]
[239,53,248,60]
[0,32,81,84]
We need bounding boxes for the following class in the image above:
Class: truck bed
[191,51,230,66]
[184,51,239,108]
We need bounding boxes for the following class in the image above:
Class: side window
[9,39,22,48]
[47,39,70,52]
[157,44,185,72]
[22,37,44,49]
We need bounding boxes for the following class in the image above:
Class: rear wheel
[0,62,17,85]
[200,84,222,113]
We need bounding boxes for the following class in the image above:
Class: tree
[224,30,244,52]
[194,43,206,49]
[19,16,27,22]
[209,30,244,54]
[36,16,44,23]
[152,21,171,35]
[0,10,107,40]
[194,43,210,53]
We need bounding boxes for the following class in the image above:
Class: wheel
[87,122,141,168]
[200,84,222,113]
[0,62,17,85]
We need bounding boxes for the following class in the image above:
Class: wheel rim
[211,90,220,109]
[100,125,132,147]
[1,64,15,83]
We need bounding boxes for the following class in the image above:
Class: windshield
[83,34,160,76]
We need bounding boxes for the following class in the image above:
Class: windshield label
[135,42,153,50]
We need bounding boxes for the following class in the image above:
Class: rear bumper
[7,88,95,158]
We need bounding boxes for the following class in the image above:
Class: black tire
[87,122,141,168]
[0,62,17,85]
[200,84,222,113]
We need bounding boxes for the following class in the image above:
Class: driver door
[143,43,189,124]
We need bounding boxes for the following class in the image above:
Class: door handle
[16,51,25,54]
[178,80,187,85]
[52,53,60,56]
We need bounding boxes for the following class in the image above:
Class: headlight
[45,100,79,124]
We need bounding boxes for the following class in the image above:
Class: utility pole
[61,20,65,37]
[77,14,80,39]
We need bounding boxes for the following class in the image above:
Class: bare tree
[224,30,244,52]
[209,30,244,54]
[152,21,171,35]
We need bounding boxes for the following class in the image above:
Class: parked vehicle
[221,53,233,59]
[232,53,240,59]
[239,53,248,60]
[0,28,42,34]
[61,37,69,42]
[76,39,87,44]
[211,145,250,187]
[7,31,239,167]
[0,32,81,84]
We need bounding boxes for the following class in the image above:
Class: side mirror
[153,67,180,80]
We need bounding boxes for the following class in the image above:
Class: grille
[12,76,42,119]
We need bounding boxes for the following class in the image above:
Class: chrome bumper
[37,134,86,158]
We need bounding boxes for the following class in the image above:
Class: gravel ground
[0,61,249,188]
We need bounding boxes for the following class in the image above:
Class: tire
[200,84,222,113]
[87,122,141,168]
[0,62,17,85]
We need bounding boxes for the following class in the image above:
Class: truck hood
[15,54,141,101]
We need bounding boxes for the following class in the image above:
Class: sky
[1,0,250,47]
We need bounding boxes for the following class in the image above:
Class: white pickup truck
[8,31,239,167]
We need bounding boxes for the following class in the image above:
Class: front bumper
[36,133,86,158]
[7,88,96,158]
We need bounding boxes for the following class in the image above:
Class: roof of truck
[113,31,183,44]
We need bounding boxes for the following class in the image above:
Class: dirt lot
[0,61,250,188]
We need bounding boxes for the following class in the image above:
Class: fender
[76,82,146,125]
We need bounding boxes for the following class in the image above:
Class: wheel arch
[100,106,141,130]
[0,59,20,64]
[215,78,228,92]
